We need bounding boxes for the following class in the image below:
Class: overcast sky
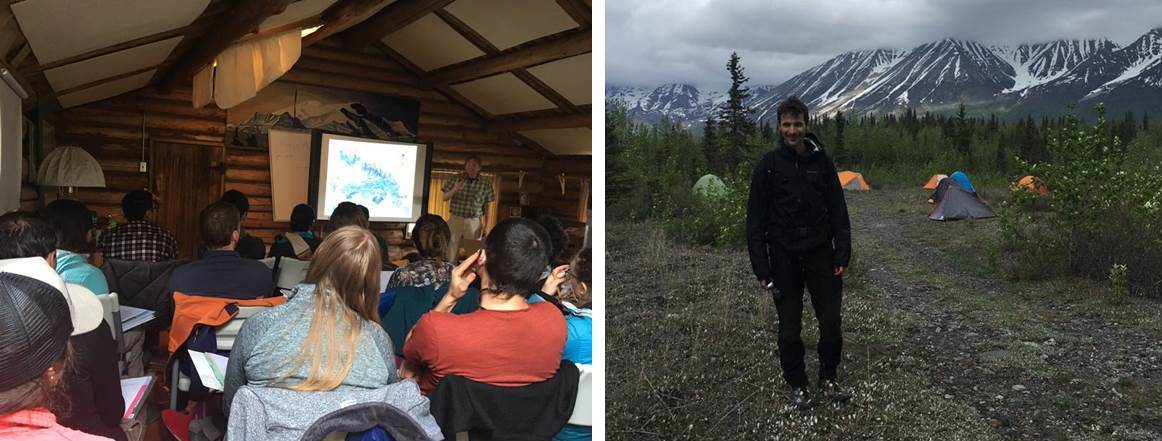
[606,0,1162,89]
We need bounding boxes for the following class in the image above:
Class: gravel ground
[607,188,1162,441]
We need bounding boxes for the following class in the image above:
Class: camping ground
[607,187,1162,441]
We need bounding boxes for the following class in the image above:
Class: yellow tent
[837,171,870,191]
[922,174,948,190]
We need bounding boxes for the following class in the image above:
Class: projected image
[322,138,418,219]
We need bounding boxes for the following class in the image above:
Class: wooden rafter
[509,132,553,157]
[423,28,590,87]
[157,0,293,92]
[512,70,575,110]
[341,0,455,50]
[555,0,591,28]
[430,10,580,111]
[28,2,232,73]
[488,107,590,132]
[56,65,159,96]
[301,0,390,48]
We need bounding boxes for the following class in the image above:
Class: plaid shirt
[442,173,494,218]
[99,220,178,262]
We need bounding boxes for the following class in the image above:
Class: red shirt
[404,302,566,394]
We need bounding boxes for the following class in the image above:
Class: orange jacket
[168,292,286,353]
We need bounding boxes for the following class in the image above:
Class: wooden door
[151,139,224,259]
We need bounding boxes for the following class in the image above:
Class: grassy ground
[607,187,1162,441]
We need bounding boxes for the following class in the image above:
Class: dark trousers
[769,242,844,388]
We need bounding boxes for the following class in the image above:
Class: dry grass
[607,188,1162,441]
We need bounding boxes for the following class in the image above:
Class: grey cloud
[607,0,1162,89]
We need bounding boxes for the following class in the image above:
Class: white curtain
[193,29,301,109]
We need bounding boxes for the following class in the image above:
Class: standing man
[746,96,852,410]
[442,156,494,263]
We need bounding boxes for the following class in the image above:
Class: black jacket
[428,361,579,441]
[60,321,128,441]
[746,133,851,282]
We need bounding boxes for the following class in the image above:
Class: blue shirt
[55,250,109,295]
[168,250,274,299]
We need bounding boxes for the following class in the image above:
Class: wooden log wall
[538,156,592,257]
[47,39,590,262]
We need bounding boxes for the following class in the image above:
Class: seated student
[218,190,266,259]
[100,190,178,261]
[386,214,453,291]
[168,202,273,299]
[42,199,110,295]
[401,218,566,394]
[331,202,392,269]
[268,204,321,260]
[541,248,593,441]
[536,215,572,266]
[0,222,123,441]
[222,226,398,416]
[0,272,114,441]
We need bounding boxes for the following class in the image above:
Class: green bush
[1000,105,1162,296]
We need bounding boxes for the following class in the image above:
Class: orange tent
[1014,175,1049,195]
[922,174,948,190]
[838,171,870,191]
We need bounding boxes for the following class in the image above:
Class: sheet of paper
[120,376,153,420]
[120,305,155,331]
[187,350,229,391]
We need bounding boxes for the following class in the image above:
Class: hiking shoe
[790,386,815,411]
[820,380,852,403]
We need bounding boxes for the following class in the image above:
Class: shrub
[1000,105,1162,297]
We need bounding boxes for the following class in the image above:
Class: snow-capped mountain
[606,28,1162,125]
[606,84,726,126]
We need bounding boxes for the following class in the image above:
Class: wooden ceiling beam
[301,0,390,48]
[512,69,575,110]
[423,29,590,87]
[157,0,292,92]
[555,0,591,28]
[340,0,455,50]
[488,107,590,132]
[509,132,553,158]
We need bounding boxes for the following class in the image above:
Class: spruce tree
[717,52,755,175]
[833,110,847,165]
[702,116,720,175]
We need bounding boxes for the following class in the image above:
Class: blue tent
[950,171,975,193]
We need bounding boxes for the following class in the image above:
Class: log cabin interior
[1,0,593,263]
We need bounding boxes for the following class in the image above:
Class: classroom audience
[386,214,453,291]
[168,202,273,299]
[0,220,124,441]
[401,217,566,394]
[223,226,398,416]
[217,190,267,260]
[41,200,110,295]
[99,190,178,261]
[267,204,321,260]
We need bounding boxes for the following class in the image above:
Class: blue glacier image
[339,160,405,208]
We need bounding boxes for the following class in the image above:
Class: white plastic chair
[568,363,593,427]
[169,305,274,410]
[97,292,127,375]
[261,257,311,291]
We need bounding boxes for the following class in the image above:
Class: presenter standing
[442,156,494,263]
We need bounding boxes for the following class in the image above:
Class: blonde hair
[280,226,381,391]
